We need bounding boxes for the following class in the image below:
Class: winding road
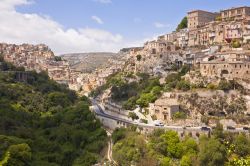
[91,99,249,135]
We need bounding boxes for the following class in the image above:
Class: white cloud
[93,0,112,4]
[0,0,33,10]
[91,15,104,24]
[154,22,170,28]
[0,0,147,54]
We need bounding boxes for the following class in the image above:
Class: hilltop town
[1,6,250,130]
[1,4,250,166]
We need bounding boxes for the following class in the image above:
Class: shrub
[232,40,241,48]
[207,83,217,90]
[176,80,191,91]
[128,112,139,120]
[173,112,187,120]
[140,119,148,124]
[151,86,162,96]
[136,54,142,61]
[136,93,157,107]
[218,79,233,91]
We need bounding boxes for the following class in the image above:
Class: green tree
[47,92,72,108]
[176,17,188,31]
[233,134,250,157]
[198,138,227,166]
[160,157,172,166]
[160,131,183,158]
[136,93,157,107]
[6,143,32,166]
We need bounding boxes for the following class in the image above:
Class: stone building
[200,51,250,80]
[221,6,250,21]
[144,40,176,55]
[224,21,243,43]
[187,10,218,30]
[149,98,180,123]
[176,28,189,48]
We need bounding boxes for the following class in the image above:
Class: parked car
[227,126,236,130]
[154,120,164,127]
[243,126,250,131]
[201,126,211,131]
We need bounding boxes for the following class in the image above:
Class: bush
[165,73,181,84]
[176,80,191,91]
[140,119,148,124]
[136,54,142,61]
[128,112,139,120]
[123,96,138,110]
[151,86,162,96]
[232,40,241,48]
[207,83,217,90]
[112,128,127,143]
[173,112,187,120]
[136,93,157,107]
[218,79,233,91]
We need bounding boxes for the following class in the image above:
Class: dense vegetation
[90,72,163,110]
[0,57,107,166]
[112,126,250,166]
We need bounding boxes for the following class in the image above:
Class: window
[235,64,237,68]
[237,9,241,14]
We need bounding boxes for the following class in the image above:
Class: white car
[153,120,164,127]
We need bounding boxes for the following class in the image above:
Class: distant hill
[61,52,123,73]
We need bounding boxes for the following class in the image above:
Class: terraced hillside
[61,52,123,73]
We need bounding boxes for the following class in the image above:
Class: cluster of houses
[68,58,126,93]
[0,43,127,94]
[131,6,250,57]
[128,6,250,82]
[0,43,72,84]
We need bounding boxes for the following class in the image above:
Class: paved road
[91,100,249,133]
[92,100,200,132]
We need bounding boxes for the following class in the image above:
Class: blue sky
[0,0,250,54]
[16,0,250,40]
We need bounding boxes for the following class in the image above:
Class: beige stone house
[149,98,180,122]
[144,40,175,55]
